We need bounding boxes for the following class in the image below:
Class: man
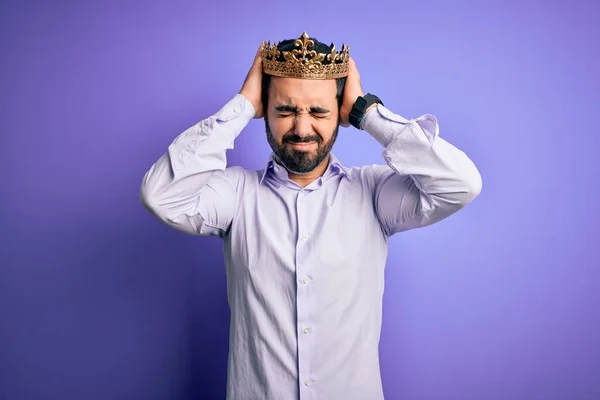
[141,32,482,400]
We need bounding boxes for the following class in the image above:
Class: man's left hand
[339,57,374,128]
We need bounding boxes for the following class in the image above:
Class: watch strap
[349,93,383,129]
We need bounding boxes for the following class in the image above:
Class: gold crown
[261,31,350,79]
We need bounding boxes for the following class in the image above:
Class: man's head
[261,37,347,174]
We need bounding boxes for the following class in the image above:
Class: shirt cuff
[214,93,256,126]
[361,104,438,147]
[361,104,410,147]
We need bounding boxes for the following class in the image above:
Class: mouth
[286,142,317,150]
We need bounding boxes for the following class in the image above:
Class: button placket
[295,189,314,396]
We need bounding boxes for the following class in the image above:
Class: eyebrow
[274,104,331,113]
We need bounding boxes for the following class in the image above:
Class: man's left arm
[361,104,482,236]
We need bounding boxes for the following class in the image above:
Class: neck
[282,155,331,188]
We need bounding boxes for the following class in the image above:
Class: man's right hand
[239,42,265,119]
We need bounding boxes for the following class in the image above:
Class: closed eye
[274,105,331,119]
[277,112,329,119]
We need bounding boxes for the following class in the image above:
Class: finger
[348,57,360,80]
[251,42,264,69]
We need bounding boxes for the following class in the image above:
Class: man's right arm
[140,94,255,236]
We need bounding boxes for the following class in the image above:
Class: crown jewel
[261,32,350,80]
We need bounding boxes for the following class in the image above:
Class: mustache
[283,134,322,144]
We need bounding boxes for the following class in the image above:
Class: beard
[265,118,339,174]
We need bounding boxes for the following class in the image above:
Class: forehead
[269,77,337,106]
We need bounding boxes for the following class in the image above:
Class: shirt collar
[259,152,351,186]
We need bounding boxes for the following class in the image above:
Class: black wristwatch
[349,93,383,129]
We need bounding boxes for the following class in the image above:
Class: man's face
[265,77,339,174]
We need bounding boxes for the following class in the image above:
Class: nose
[293,113,314,139]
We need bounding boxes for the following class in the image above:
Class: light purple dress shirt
[140,94,482,400]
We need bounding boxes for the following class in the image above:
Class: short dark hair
[261,36,347,114]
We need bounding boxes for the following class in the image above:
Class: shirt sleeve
[140,94,255,236]
[361,104,482,236]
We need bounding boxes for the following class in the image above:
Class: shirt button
[301,277,309,284]
[305,379,312,386]
[303,327,311,334]
[233,107,240,113]
[301,233,309,240]
[274,166,280,172]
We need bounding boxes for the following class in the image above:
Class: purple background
[1,1,599,399]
